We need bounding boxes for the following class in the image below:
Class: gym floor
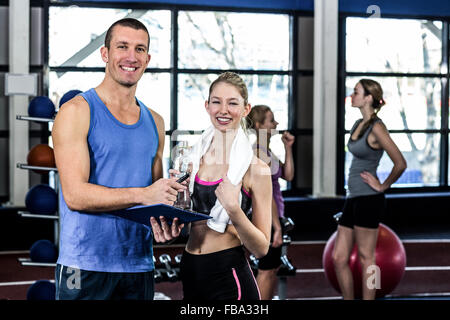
[2,238,450,300]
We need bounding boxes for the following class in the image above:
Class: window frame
[337,12,450,195]
[45,1,302,192]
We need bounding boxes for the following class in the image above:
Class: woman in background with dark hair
[247,105,295,300]
[332,79,407,300]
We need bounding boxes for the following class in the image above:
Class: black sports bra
[191,175,252,217]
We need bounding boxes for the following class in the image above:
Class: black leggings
[180,246,260,300]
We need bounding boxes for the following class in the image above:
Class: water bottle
[172,141,192,209]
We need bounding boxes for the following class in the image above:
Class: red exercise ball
[322,223,406,298]
[27,144,56,173]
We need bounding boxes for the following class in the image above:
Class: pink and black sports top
[191,175,252,217]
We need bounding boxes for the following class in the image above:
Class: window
[342,17,447,191]
[178,11,289,70]
[48,4,292,190]
[49,7,171,68]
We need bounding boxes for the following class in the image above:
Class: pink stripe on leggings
[247,260,261,300]
[232,268,241,300]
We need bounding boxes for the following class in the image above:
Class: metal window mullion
[176,68,291,75]
[440,22,450,186]
[43,0,50,97]
[286,12,299,191]
[169,9,179,154]
[337,15,347,195]
[346,71,446,78]
[290,13,298,131]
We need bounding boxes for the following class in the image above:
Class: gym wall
[0,5,47,203]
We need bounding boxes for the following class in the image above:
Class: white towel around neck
[189,125,254,233]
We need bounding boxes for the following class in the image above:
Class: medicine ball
[26,280,56,300]
[28,96,55,119]
[25,184,58,215]
[59,89,82,107]
[29,239,58,263]
[322,223,406,298]
[27,144,56,172]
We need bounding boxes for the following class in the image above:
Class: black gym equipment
[154,253,180,283]
[249,216,297,300]
[277,218,297,299]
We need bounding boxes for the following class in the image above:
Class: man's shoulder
[58,95,89,115]
[52,95,90,137]
[145,106,164,129]
[53,95,90,131]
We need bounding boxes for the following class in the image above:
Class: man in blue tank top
[52,18,186,300]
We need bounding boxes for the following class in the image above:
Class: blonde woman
[179,72,272,300]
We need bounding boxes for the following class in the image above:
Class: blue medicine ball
[28,96,55,119]
[26,280,56,300]
[25,184,58,215]
[59,89,82,107]
[30,239,58,263]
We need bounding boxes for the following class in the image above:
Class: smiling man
[52,18,185,300]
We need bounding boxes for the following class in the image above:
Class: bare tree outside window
[345,18,443,187]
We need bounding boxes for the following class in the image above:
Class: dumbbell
[276,255,296,277]
[154,268,164,283]
[249,254,259,270]
[248,254,259,277]
[333,211,343,223]
[281,217,295,234]
[282,234,291,246]
[153,255,164,283]
[159,254,178,282]
[172,254,182,274]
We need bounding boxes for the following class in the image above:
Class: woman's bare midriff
[185,220,242,255]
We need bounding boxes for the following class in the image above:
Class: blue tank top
[57,88,158,272]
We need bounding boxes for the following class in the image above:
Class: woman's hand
[215,175,242,215]
[281,131,295,148]
[271,227,283,248]
[360,171,385,192]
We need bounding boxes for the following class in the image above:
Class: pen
[176,172,190,183]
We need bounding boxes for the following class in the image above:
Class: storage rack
[16,115,59,268]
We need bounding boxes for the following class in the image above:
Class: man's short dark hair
[105,18,150,51]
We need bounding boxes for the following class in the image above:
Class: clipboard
[108,204,211,226]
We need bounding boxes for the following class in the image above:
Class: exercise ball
[28,96,55,119]
[25,184,58,215]
[27,144,56,172]
[59,89,82,107]
[26,280,56,300]
[30,239,58,263]
[322,223,406,298]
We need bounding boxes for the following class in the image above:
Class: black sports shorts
[339,193,386,229]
